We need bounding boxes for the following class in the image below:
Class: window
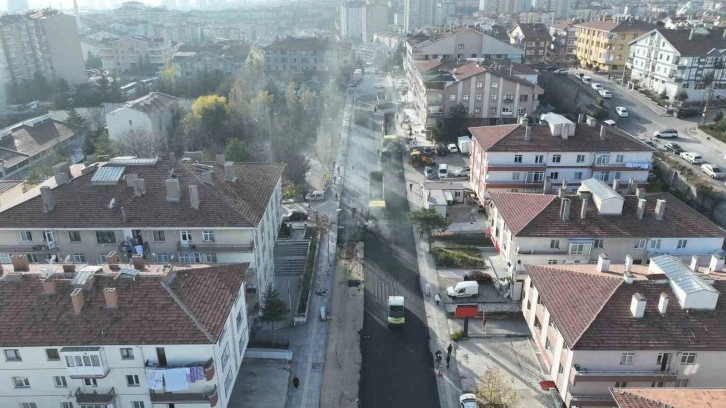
[544,337,552,352]
[518,107,526,115]
[534,155,544,164]
[156,253,170,263]
[650,239,661,249]
[620,352,634,365]
[474,107,481,113]
[462,95,469,101]
[19,231,32,242]
[677,239,688,249]
[512,172,520,180]
[120,348,134,360]
[202,253,218,263]
[569,242,592,255]
[153,231,165,241]
[675,379,689,387]
[61,403,74,408]
[202,231,215,242]
[53,376,67,388]
[514,154,522,163]
[46,348,60,361]
[73,254,86,263]
[68,231,81,242]
[236,309,244,329]
[576,154,585,163]
[615,381,627,387]
[20,404,37,408]
[552,154,561,163]
[126,374,140,386]
[548,260,557,265]
[476,94,482,101]
[634,239,646,249]
[616,154,624,163]
[4,349,21,361]
[458,44,464,49]
[524,171,544,184]
[95,231,116,244]
[490,94,498,101]
[489,107,496,114]
[681,353,697,364]
[26,254,39,263]
[549,172,559,180]
[476,82,483,88]
[519,94,528,102]
[595,154,610,165]
[0,253,9,264]
[550,239,560,249]
[13,376,30,388]
[574,172,583,180]
[84,378,97,387]
[651,381,664,387]
[491,82,499,88]
[99,254,107,263]
[593,239,604,249]
[449,95,456,101]
[221,344,231,369]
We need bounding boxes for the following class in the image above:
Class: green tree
[408,208,452,250]
[475,367,520,408]
[65,107,87,129]
[281,150,310,186]
[25,164,53,187]
[437,103,470,143]
[715,111,724,123]
[258,283,290,347]
[184,95,232,149]
[93,132,115,157]
[224,138,246,162]
[86,51,102,69]
[675,89,689,106]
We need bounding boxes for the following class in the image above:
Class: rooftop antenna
[106,198,116,209]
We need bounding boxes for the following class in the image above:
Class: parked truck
[457,135,472,155]
[353,69,363,83]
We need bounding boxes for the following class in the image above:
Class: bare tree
[475,367,520,408]
[114,127,166,158]
[86,107,107,132]
[315,119,340,186]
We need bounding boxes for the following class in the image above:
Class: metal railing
[176,241,254,253]
[0,244,58,253]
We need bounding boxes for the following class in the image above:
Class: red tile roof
[0,263,248,346]
[453,62,486,81]
[574,18,656,33]
[469,124,519,151]
[611,387,726,408]
[489,192,555,235]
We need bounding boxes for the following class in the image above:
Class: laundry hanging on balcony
[145,368,164,390]
[186,366,205,383]
[163,368,189,391]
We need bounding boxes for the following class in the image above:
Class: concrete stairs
[274,239,310,276]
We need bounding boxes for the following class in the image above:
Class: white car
[654,128,679,138]
[602,119,616,126]
[305,190,325,201]
[453,166,470,177]
[447,143,459,153]
[615,107,629,117]
[582,75,592,83]
[598,89,612,98]
[702,164,725,179]
[680,152,703,164]
[591,83,603,91]
[459,393,478,408]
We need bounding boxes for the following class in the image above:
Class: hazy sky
[3,0,165,12]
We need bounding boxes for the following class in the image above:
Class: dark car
[665,143,684,153]
[463,271,493,284]
[676,108,702,119]
[283,210,309,222]
[436,143,448,156]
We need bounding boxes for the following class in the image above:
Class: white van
[446,281,479,298]
[438,164,449,179]
[305,190,325,201]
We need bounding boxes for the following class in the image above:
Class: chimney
[121,206,127,223]
[166,178,181,202]
[85,154,97,164]
[63,264,75,272]
[599,125,606,140]
[637,198,646,220]
[709,254,725,273]
[169,152,176,162]
[630,293,646,318]
[125,173,138,188]
[658,292,669,315]
[525,125,532,141]
[560,198,571,220]
[11,255,29,271]
[723,29,726,39]
[612,178,620,191]
[625,254,633,272]
[103,287,118,308]
[580,197,588,219]
[224,162,237,182]
[543,177,552,194]
[135,178,146,195]
[655,199,666,220]
[106,251,119,266]
[189,185,200,209]
[201,171,213,185]
[42,279,56,294]
[636,188,646,199]
[216,154,226,166]
[162,265,177,284]
[586,116,597,127]
[597,253,610,272]
[40,186,55,213]
[71,288,84,314]
[557,187,566,198]
[690,255,700,272]
[562,179,568,189]
[689,28,694,40]
[628,178,636,194]
[132,254,144,270]
[53,162,71,184]
[577,113,584,123]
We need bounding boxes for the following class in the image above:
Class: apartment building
[469,113,654,196]
[629,27,726,103]
[550,21,577,62]
[0,12,86,91]
[339,1,365,41]
[0,260,250,408]
[0,115,85,180]
[522,255,726,407]
[172,51,245,78]
[0,156,285,299]
[100,35,173,75]
[519,11,556,27]
[364,2,391,43]
[409,60,542,128]
[509,23,552,63]
[487,178,726,282]
[403,0,436,32]
[260,37,353,76]
[405,26,525,65]
[574,17,656,72]
[106,92,179,142]
[435,1,456,26]
[611,387,726,407]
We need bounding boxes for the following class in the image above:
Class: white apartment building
[100,35,173,75]
[106,92,179,142]
[522,255,726,407]
[629,27,726,103]
[0,156,285,299]
[363,2,391,43]
[0,260,250,408]
[339,1,365,41]
[469,114,654,196]
[405,27,525,64]
[404,0,436,32]
[260,37,353,76]
[486,179,726,292]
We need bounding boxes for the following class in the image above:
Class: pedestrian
[409,182,413,191]
[446,354,451,368]
[293,377,300,389]
[435,350,443,367]
[435,293,441,306]
[334,192,339,200]
[447,343,453,357]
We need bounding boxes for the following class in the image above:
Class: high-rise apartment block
[363,2,391,42]
[339,1,365,41]
[404,0,436,32]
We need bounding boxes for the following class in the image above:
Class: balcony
[145,358,215,381]
[567,393,614,407]
[0,244,59,253]
[177,241,254,253]
[150,385,218,406]
[569,366,677,385]
[516,248,567,255]
[75,387,116,404]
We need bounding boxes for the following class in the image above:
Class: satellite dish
[40,269,53,279]
[106,198,116,209]
[64,255,71,264]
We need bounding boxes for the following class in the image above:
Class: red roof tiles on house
[453,62,486,81]
[469,124,519,151]
[611,387,726,408]
[488,192,555,235]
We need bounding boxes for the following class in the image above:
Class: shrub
[714,111,724,123]
[450,329,465,342]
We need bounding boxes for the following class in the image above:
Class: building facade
[100,35,173,75]
[574,17,655,72]
[404,0,436,32]
[172,51,245,78]
[106,92,179,142]
[339,1,365,41]
[509,23,552,63]
[550,21,577,62]
[629,27,726,103]
[260,37,353,76]
[363,2,391,43]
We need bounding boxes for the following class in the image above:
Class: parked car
[447,143,459,153]
[554,68,568,74]
[438,163,449,179]
[598,89,612,98]
[446,281,479,298]
[602,119,616,126]
[676,107,702,119]
[463,270,493,284]
[664,143,684,153]
[680,152,703,164]
[654,128,679,138]
[453,166,470,177]
[591,83,603,91]
[425,166,436,179]
[702,164,725,179]
[305,190,325,201]
[582,75,592,83]
[283,210,309,222]
[459,393,478,408]
[436,143,448,156]
[615,106,629,117]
